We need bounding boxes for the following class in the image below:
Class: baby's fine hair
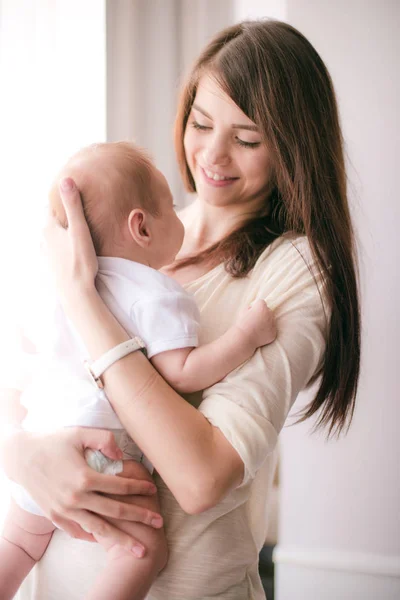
[50,141,159,254]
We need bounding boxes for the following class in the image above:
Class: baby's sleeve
[198,240,328,487]
[130,290,201,359]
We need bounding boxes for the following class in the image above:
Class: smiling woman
[183,77,273,209]
[2,18,361,600]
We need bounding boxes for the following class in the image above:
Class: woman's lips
[200,167,238,187]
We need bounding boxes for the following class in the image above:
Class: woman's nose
[202,135,231,167]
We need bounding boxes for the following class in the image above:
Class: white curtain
[0,0,107,524]
[0,0,106,304]
[105,0,235,206]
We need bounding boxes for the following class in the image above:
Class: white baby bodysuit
[21,257,200,432]
[11,257,200,515]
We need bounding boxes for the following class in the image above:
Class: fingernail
[151,516,163,528]
[131,545,145,558]
[60,177,74,191]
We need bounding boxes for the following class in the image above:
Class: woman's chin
[196,184,239,208]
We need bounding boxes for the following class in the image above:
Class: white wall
[272,1,400,598]
[235,0,286,21]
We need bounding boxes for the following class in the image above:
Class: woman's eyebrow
[232,123,259,132]
[192,104,259,131]
[192,104,213,119]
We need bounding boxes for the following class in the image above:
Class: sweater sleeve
[198,237,328,486]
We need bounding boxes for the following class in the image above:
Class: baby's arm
[151,299,276,393]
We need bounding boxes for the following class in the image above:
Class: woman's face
[183,75,273,212]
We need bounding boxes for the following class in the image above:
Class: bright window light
[0,0,106,525]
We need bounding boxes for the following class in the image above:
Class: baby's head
[49,142,184,268]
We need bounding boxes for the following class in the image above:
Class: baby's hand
[237,299,277,348]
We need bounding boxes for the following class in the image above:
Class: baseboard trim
[273,546,400,578]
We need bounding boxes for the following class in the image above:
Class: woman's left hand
[43,177,98,302]
[1,427,162,552]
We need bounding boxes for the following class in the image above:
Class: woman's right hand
[43,177,98,303]
[1,427,162,554]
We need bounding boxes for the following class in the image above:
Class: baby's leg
[0,500,55,600]
[86,460,168,600]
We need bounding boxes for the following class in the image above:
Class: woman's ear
[127,209,152,247]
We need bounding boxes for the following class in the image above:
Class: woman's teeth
[204,169,232,181]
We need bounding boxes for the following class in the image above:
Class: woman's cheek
[184,130,198,167]
[183,129,191,157]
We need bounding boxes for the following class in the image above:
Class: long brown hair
[174,20,360,437]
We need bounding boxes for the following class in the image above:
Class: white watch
[84,337,145,389]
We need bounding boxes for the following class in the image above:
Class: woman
[1,20,360,599]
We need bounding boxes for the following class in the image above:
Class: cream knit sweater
[20,234,327,600]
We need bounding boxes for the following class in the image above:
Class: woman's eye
[191,120,211,131]
[236,138,261,149]
[190,120,260,148]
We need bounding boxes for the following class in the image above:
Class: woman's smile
[200,165,239,187]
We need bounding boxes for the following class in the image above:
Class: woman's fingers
[42,178,98,298]
[57,178,98,280]
[58,178,90,238]
[73,429,158,496]
[73,510,147,557]
[51,515,96,543]
[75,427,123,461]
[82,493,163,527]
[85,470,157,496]
[58,177,97,274]
[52,505,151,557]
[54,509,146,556]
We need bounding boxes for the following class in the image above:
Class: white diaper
[84,429,153,475]
[11,429,152,517]
[84,449,124,475]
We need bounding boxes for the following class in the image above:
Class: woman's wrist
[62,286,130,361]
[61,280,97,315]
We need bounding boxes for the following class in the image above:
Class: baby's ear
[127,208,151,247]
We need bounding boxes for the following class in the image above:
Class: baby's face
[149,169,184,268]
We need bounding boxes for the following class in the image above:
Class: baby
[0,142,276,600]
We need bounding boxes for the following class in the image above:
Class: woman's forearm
[65,288,131,358]
[66,289,244,513]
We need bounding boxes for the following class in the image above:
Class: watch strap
[84,337,145,389]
